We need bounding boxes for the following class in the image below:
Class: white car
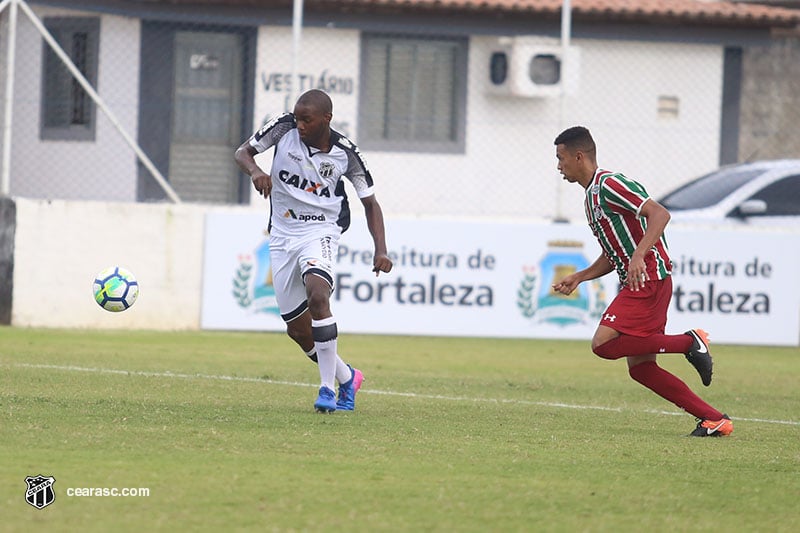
[660,159,800,227]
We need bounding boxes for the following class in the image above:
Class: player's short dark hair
[554,126,596,154]
[297,89,332,115]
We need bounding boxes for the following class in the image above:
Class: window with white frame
[359,34,467,153]
[40,17,100,141]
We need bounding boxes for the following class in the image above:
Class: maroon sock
[594,333,693,360]
[628,361,723,419]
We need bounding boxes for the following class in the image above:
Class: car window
[745,174,800,216]
[660,167,764,210]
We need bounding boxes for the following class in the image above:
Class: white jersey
[248,112,375,239]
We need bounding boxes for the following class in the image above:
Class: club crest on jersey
[594,205,604,219]
[318,161,336,179]
[277,169,331,197]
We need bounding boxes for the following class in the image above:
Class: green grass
[1,326,799,532]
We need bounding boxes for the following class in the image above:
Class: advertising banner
[201,213,800,346]
[665,229,800,346]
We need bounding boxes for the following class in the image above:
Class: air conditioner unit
[487,37,580,98]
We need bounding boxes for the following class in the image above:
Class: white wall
[569,40,722,201]
[450,36,722,223]
[11,6,141,201]
[253,25,361,139]
[244,30,725,224]
[11,198,214,329]
[6,10,725,224]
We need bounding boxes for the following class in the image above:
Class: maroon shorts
[599,277,672,337]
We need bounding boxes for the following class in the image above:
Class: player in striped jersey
[551,126,732,437]
[235,89,393,413]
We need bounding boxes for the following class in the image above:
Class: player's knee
[306,291,331,317]
[592,340,616,360]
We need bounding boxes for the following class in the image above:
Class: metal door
[168,31,242,203]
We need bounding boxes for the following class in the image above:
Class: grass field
[1,326,799,532]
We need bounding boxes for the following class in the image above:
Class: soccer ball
[92,266,139,312]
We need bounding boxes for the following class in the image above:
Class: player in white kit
[235,89,393,412]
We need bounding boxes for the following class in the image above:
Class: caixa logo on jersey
[25,475,56,509]
[284,209,326,222]
[517,240,608,326]
[278,170,331,197]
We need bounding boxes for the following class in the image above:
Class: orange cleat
[690,414,733,437]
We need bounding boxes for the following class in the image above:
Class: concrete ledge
[10,197,255,330]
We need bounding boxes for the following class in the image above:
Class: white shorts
[269,233,339,322]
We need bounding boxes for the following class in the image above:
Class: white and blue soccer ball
[92,266,139,312]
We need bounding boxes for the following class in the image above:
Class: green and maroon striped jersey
[584,169,672,285]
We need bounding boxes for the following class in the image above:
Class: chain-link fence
[2,0,799,223]
[740,31,800,162]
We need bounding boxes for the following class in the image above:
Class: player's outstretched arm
[552,254,613,295]
[361,194,392,276]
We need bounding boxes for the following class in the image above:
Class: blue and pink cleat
[314,386,337,413]
[336,365,363,411]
